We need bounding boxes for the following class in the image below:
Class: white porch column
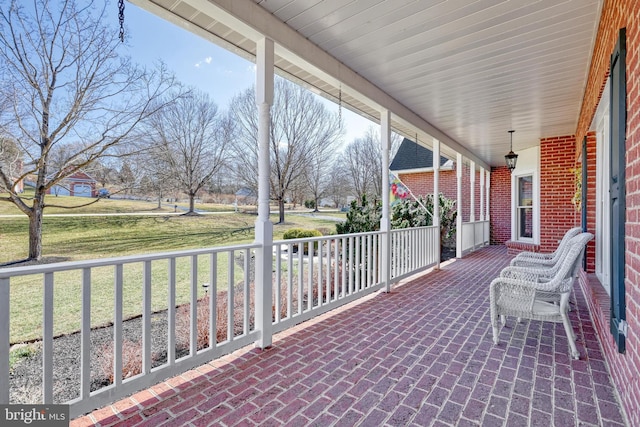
[479,168,485,222]
[380,109,392,292]
[469,160,476,223]
[433,138,441,269]
[254,37,274,349]
[456,153,463,259]
[486,170,491,245]
[486,170,491,221]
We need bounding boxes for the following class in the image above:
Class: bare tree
[342,127,402,199]
[303,137,337,211]
[146,89,231,213]
[325,159,353,208]
[0,0,179,261]
[343,128,380,198]
[229,78,342,223]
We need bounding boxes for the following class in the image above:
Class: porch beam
[149,0,489,171]
[254,37,274,349]
[380,109,391,292]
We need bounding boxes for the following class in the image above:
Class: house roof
[390,138,450,171]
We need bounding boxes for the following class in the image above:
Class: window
[516,175,533,239]
[594,78,610,293]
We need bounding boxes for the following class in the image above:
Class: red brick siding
[574,1,640,424]
[539,135,579,253]
[398,170,457,202]
[490,166,511,244]
[398,166,483,223]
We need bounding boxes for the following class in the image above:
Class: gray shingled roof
[389,138,449,171]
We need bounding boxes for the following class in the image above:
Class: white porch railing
[460,220,490,255]
[0,226,439,418]
[390,226,440,281]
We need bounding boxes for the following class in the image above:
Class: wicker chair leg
[492,324,499,345]
[561,313,580,360]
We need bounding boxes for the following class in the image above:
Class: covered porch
[71,246,626,427]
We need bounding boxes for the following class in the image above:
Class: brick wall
[574,0,640,424]
[489,166,511,244]
[398,165,483,223]
[539,135,580,253]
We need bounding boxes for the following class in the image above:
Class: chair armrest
[513,251,553,261]
[510,256,556,268]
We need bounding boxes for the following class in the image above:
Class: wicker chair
[510,227,582,268]
[490,232,593,359]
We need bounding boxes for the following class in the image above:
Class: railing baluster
[355,236,361,291]
[81,268,91,399]
[190,256,198,355]
[333,238,339,301]
[243,249,250,334]
[297,244,303,314]
[325,239,331,303]
[348,236,354,293]
[275,244,282,322]
[168,258,176,364]
[228,251,234,340]
[341,237,347,297]
[114,264,123,386]
[287,243,293,318]
[307,242,313,310]
[142,261,151,373]
[373,234,378,285]
[318,240,323,306]
[0,278,9,404]
[209,254,217,349]
[43,272,54,403]
[367,234,372,288]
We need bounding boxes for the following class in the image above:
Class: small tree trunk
[28,204,44,261]
[189,193,195,213]
[279,198,285,224]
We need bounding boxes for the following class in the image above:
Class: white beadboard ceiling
[131,0,602,167]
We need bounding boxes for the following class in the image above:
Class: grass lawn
[1,195,344,343]
[0,192,234,215]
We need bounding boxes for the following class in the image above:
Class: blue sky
[118,3,375,146]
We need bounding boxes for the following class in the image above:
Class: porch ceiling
[131,0,602,167]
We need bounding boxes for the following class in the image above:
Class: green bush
[283,228,322,240]
[283,228,322,254]
[335,195,381,235]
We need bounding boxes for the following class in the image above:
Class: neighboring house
[48,171,98,197]
[390,138,484,227]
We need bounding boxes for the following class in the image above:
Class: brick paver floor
[72,245,628,426]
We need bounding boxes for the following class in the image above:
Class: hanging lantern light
[505,130,518,173]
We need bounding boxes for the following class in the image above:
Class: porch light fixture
[505,130,518,173]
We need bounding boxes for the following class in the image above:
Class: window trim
[511,168,539,244]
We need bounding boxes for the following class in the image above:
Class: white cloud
[194,56,213,68]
